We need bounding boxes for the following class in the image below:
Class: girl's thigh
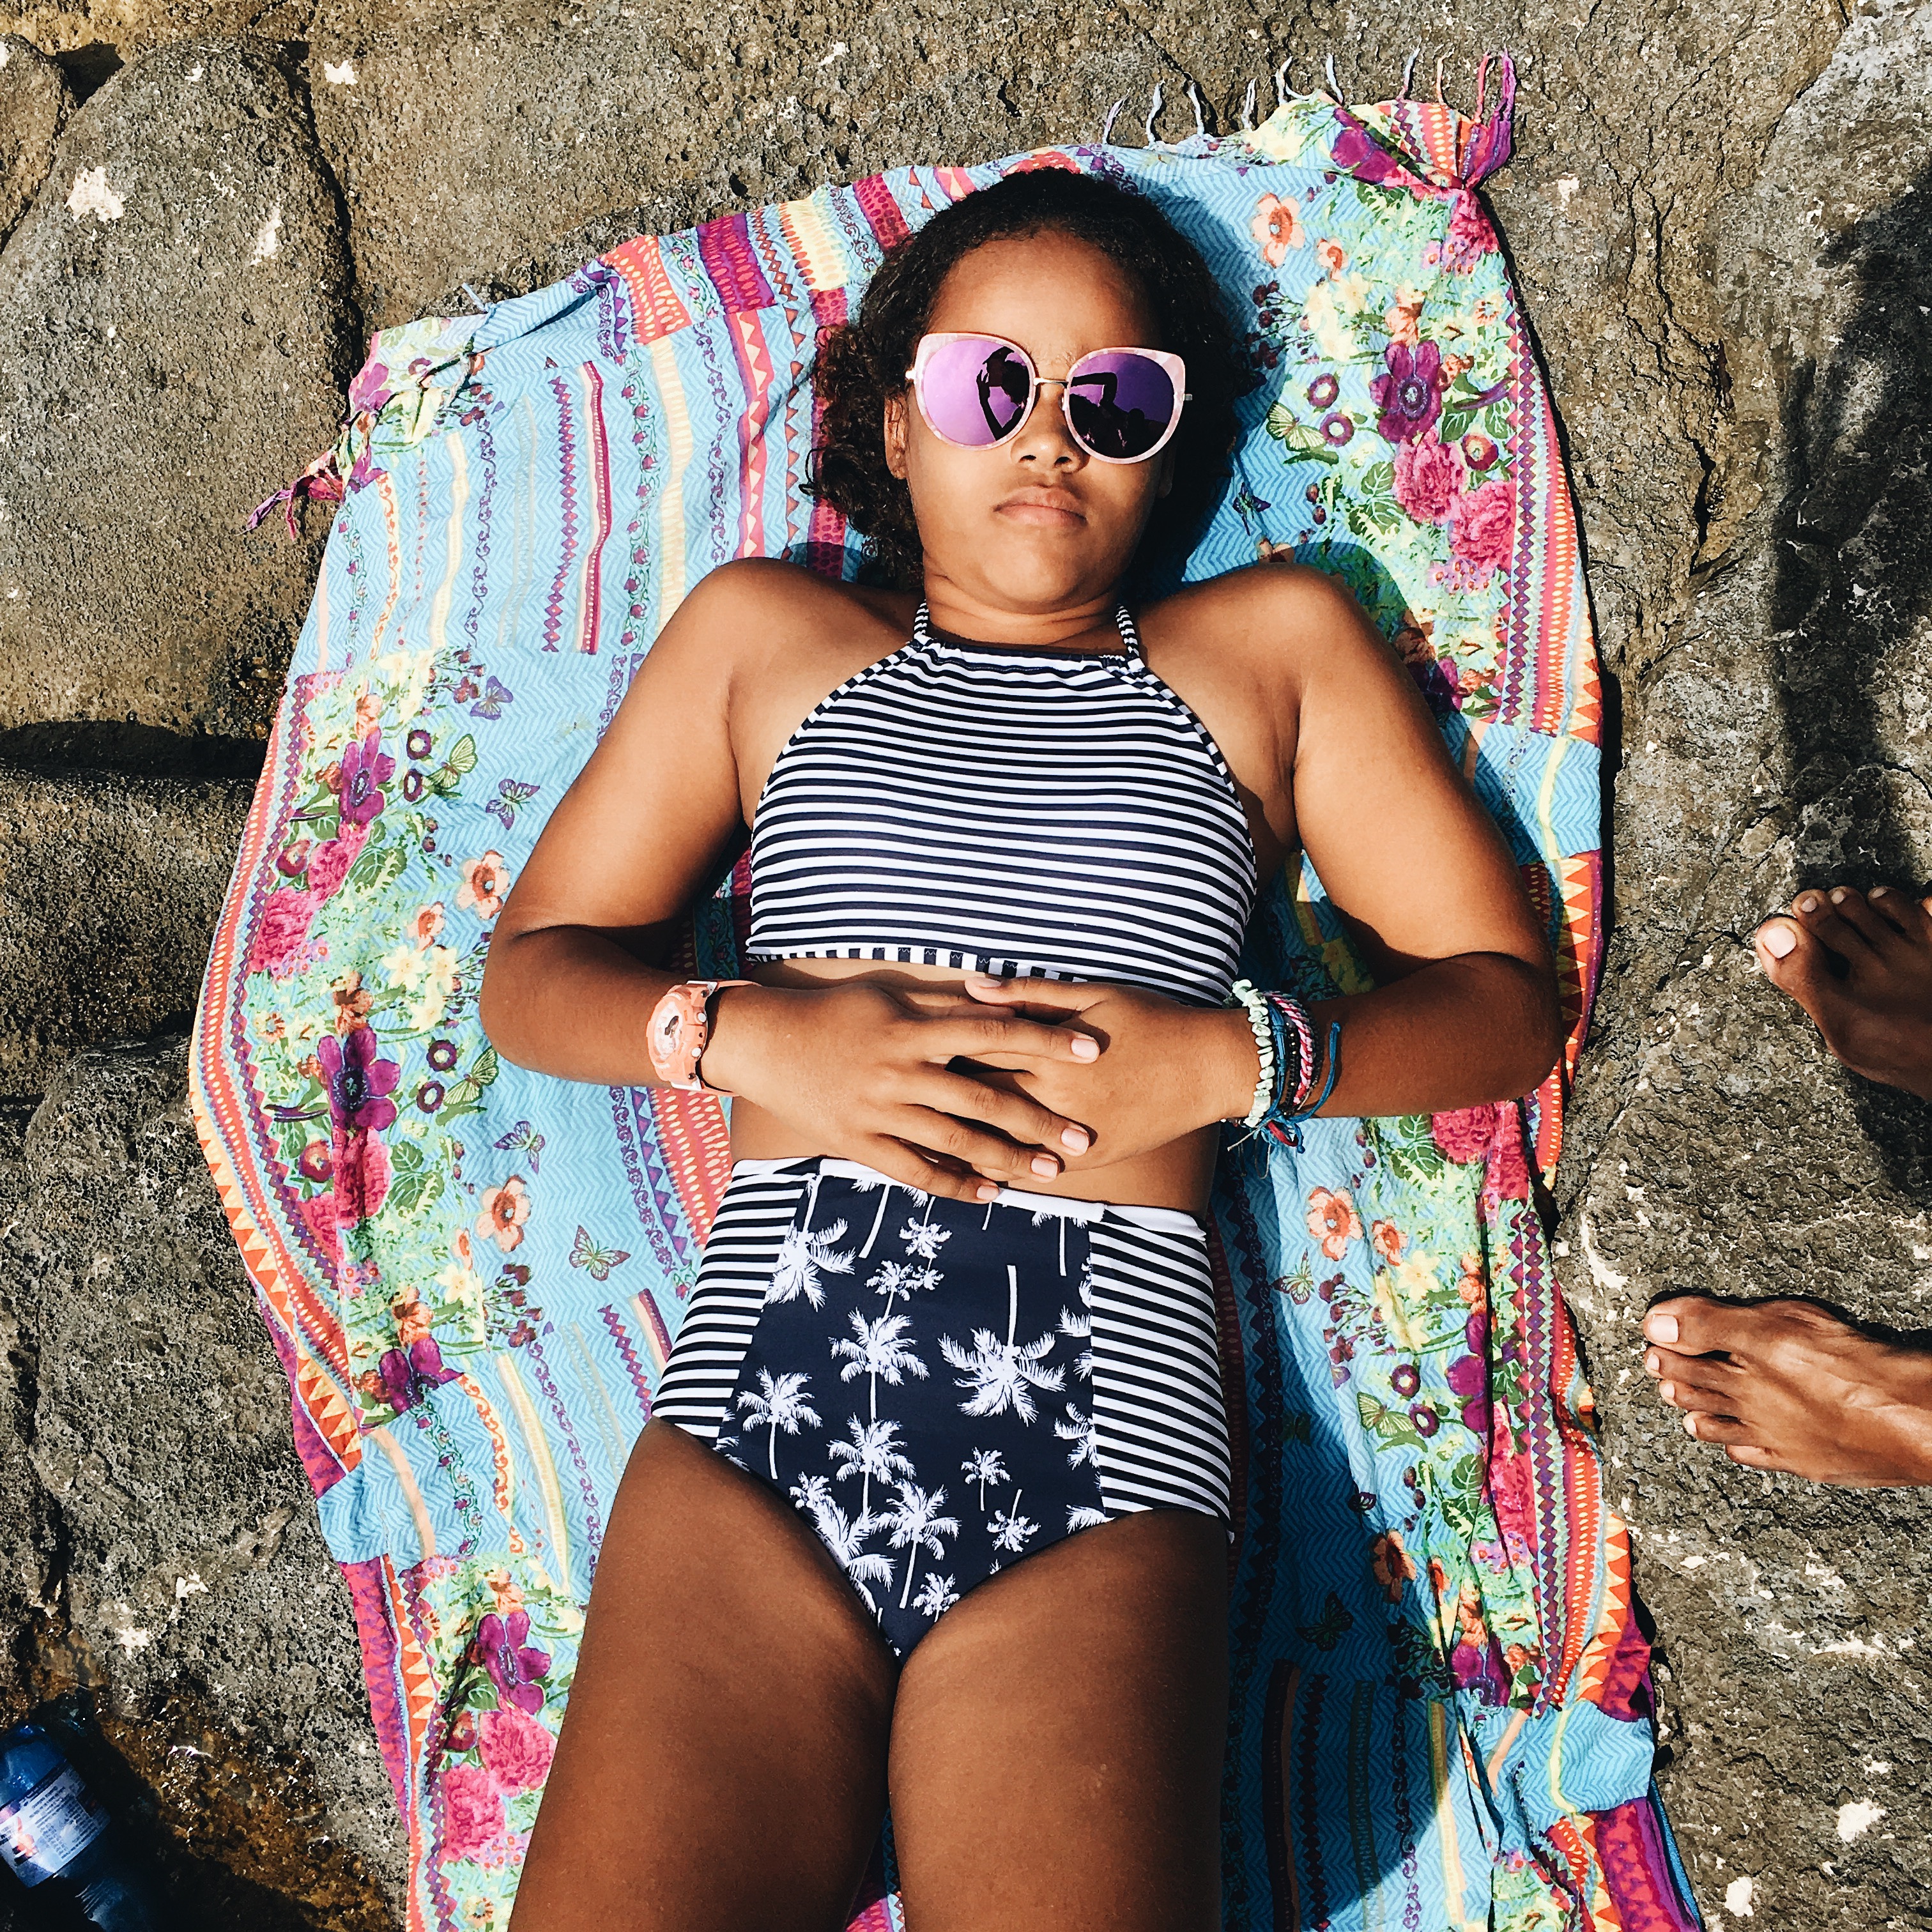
[510,1418,897,1932]
[887,1508,1229,1932]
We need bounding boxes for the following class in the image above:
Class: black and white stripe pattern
[746,606,1258,1008]
[650,1160,812,1440]
[1087,1212,1232,1522]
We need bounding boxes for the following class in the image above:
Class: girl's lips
[996,491,1085,526]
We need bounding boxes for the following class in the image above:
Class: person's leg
[887,1509,1227,1932]
[1641,1297,1932,1485]
[509,1418,897,1932]
[1755,884,1932,1097]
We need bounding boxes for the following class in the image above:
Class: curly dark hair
[806,168,1245,587]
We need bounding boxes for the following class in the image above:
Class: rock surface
[0,1036,402,1929]
[0,1,1929,1927]
[0,36,358,742]
[0,34,70,250]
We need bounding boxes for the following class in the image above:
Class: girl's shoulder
[682,558,915,640]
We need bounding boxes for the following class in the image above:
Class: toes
[1643,1296,1749,1360]
[1683,1411,1752,1445]
[1724,1443,1796,1474]
[1788,889,1874,965]
[1754,917,1857,1033]
[1657,1376,1736,1417]
[1864,884,1932,946]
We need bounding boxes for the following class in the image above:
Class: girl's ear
[884,392,910,480]
[1154,444,1176,500]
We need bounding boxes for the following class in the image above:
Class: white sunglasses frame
[903,332,1192,465]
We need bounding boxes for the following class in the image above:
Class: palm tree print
[866,1258,942,1316]
[1054,1401,1098,1470]
[790,1471,833,1515]
[880,1481,960,1608]
[807,1493,895,1612]
[1057,1286,1094,1381]
[961,1446,1009,1510]
[1031,1206,1070,1276]
[831,1309,929,1420]
[988,1491,1039,1554]
[1066,1505,1109,1533]
[847,1173,904,1258]
[735,1369,823,1480]
[912,1572,960,1618]
[940,1264,1064,1424]
[829,1414,915,1514]
[767,1219,855,1309]
[900,1211,950,1261]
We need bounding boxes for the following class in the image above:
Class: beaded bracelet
[1226,979,1276,1130]
[1262,991,1317,1112]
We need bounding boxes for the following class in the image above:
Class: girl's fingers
[851,1136,998,1203]
[922,1068,1092,1159]
[960,975,1111,1025]
[919,1011,1103,1066]
[894,1100,1081,1187]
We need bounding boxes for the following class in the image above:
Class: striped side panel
[652,1165,811,1439]
[1085,1216,1231,1521]
[602,234,693,340]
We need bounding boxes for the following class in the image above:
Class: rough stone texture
[0,1036,404,1931]
[0,0,1929,1925]
[0,757,252,1098]
[0,34,71,250]
[0,35,358,742]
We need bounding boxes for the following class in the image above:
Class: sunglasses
[904,333,1190,464]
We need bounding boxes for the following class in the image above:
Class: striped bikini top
[745,605,1259,1007]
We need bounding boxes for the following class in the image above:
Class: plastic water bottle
[0,1723,165,1929]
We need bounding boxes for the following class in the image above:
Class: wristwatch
[646,978,753,1092]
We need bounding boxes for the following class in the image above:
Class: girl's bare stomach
[726,957,1220,1215]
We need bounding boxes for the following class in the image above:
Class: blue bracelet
[1266,1019,1342,1151]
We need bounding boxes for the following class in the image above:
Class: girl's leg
[510,1418,898,1932]
[887,1510,1229,1932]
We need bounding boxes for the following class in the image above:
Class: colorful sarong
[192,57,1703,1931]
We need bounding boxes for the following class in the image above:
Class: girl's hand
[702,981,1105,1203]
[957,976,1260,1165]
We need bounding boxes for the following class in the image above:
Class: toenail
[1683,1413,1698,1437]
[1644,1313,1679,1344]
[1871,885,1890,899]
[1797,894,1819,912]
[1760,924,1796,959]
[1644,1351,1660,1376]
[1830,888,1846,904]
[1660,1381,1675,1403]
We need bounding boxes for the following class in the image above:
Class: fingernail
[1830,888,1846,904]
[1031,1154,1060,1177]
[968,973,1007,988]
[1069,1034,1100,1061]
[976,1182,999,1201]
[1644,1314,1678,1343]
[1760,924,1796,958]
[1061,1126,1091,1153]
[1644,1351,1660,1376]
[1797,894,1818,912]
[1659,1381,1676,1403]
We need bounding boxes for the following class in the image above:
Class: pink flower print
[1448,478,1516,582]
[247,888,322,979]
[296,1139,333,1184]
[439,1762,505,1864]
[335,730,395,826]
[334,1127,393,1223]
[1485,1114,1531,1206]
[1370,341,1443,445]
[476,1176,532,1252]
[319,1027,401,1136]
[474,1609,551,1717]
[1251,193,1305,266]
[1431,1105,1498,1165]
[305,820,369,900]
[348,356,394,420]
[1370,1218,1404,1264]
[479,1708,555,1792]
[1441,192,1497,271]
[1383,288,1426,348]
[300,1188,343,1265]
[1305,1186,1362,1261]
[1315,238,1347,277]
[1331,113,1400,185]
[275,838,312,878]
[411,901,445,947]
[1392,432,1460,525]
[458,850,512,921]
[1460,432,1499,471]
[376,1337,458,1413]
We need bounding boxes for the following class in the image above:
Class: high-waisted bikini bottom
[654,1157,1232,1657]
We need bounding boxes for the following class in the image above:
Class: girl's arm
[480,562,1105,1200]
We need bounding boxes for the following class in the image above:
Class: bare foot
[1641,1296,1932,1486]
[1755,885,1932,1100]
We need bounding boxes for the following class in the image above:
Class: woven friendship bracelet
[1226,979,1276,1131]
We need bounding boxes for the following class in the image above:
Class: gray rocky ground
[0,0,1928,1926]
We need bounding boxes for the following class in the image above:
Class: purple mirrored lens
[920,337,1033,447]
[1066,351,1178,459]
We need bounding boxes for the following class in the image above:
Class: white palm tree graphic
[1054,1401,1098,1469]
[912,1572,960,1619]
[988,1491,1039,1554]
[831,1309,929,1420]
[1057,1296,1094,1382]
[1066,1505,1108,1533]
[1031,1206,1070,1276]
[735,1370,823,1479]
[961,1446,1009,1510]
[880,1481,960,1608]
[808,1494,895,1612]
[847,1172,898,1257]
[829,1414,916,1514]
[900,1212,950,1261]
[940,1264,1064,1424]
[866,1259,942,1315]
[790,1471,833,1515]
[767,1218,855,1309]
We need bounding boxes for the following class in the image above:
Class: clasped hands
[703,973,1255,1202]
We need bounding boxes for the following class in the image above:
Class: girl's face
[884,231,1174,622]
